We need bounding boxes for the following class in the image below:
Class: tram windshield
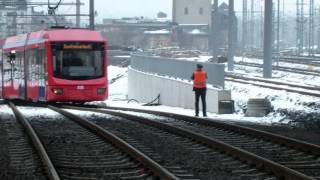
[51,42,105,80]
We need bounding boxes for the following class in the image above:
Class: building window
[199,8,203,15]
[184,7,188,15]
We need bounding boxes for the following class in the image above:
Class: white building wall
[173,0,211,26]
[128,67,231,113]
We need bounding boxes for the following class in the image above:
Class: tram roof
[42,29,105,42]
[2,29,105,50]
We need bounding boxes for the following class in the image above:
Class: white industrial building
[172,0,212,27]
[0,0,32,38]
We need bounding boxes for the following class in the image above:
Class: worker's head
[197,64,203,69]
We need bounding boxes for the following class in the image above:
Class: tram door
[26,49,38,101]
[38,48,46,101]
[17,51,25,99]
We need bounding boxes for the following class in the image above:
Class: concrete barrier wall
[128,67,231,113]
[131,54,225,88]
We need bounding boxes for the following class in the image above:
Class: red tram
[0,28,108,102]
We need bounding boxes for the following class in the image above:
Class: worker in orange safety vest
[191,64,207,117]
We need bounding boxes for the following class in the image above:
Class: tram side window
[27,49,37,81]
[0,50,2,87]
[15,52,23,80]
[3,51,13,82]
[37,49,45,80]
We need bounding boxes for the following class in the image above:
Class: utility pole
[318,6,320,53]
[296,0,301,55]
[249,0,254,48]
[242,0,247,54]
[212,0,219,60]
[296,0,305,55]
[89,0,94,30]
[264,0,273,78]
[76,0,80,27]
[276,0,280,66]
[301,0,304,54]
[227,0,235,71]
[308,0,314,56]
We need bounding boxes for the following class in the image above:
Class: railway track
[281,56,320,67]
[235,61,319,76]
[0,103,47,180]
[225,73,320,97]
[62,105,320,179]
[4,102,179,179]
[242,55,320,67]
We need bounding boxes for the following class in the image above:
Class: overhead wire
[48,0,63,25]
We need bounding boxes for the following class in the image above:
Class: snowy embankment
[106,65,320,128]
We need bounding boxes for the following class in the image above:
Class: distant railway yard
[0,101,320,179]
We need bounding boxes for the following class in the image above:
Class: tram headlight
[52,88,63,95]
[97,88,106,95]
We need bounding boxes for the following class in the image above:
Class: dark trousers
[194,88,207,116]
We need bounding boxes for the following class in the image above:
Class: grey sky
[45,0,317,23]
[95,0,172,20]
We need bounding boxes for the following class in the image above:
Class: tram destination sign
[63,44,92,49]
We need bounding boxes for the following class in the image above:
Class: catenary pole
[263,0,273,78]
[76,0,80,27]
[212,0,219,60]
[89,0,94,30]
[242,0,247,53]
[227,0,235,71]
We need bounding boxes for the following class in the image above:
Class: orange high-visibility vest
[193,70,207,88]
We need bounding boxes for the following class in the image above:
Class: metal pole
[301,0,304,54]
[212,0,219,60]
[318,6,320,53]
[309,0,314,56]
[263,0,273,78]
[76,0,80,27]
[242,0,247,53]
[228,0,235,71]
[276,0,280,66]
[89,0,94,30]
[172,0,177,22]
[296,0,301,55]
[250,0,254,47]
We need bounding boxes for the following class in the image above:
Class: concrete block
[128,67,231,113]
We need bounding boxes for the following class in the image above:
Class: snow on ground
[0,105,60,118]
[0,105,13,115]
[108,66,128,100]
[104,64,320,125]
[17,106,60,118]
[233,56,320,87]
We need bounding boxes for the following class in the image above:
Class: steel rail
[62,105,314,180]
[62,104,320,156]
[235,61,319,76]
[225,77,320,97]
[226,73,320,91]
[8,102,60,180]
[47,105,178,180]
[98,106,320,157]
